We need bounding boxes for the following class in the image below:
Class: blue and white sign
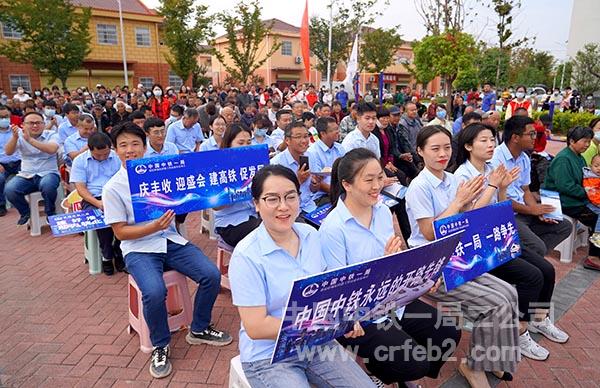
[302,204,332,227]
[434,200,521,291]
[126,145,270,222]
[271,231,463,363]
[49,209,107,236]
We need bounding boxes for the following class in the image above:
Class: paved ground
[1,140,599,388]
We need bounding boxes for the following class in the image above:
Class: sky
[141,0,573,60]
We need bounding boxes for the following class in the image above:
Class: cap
[96,83,102,88]
[389,105,401,115]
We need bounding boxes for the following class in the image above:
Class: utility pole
[326,0,333,91]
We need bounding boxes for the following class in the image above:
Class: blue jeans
[125,240,221,347]
[242,342,376,388]
[0,161,21,206]
[586,203,600,233]
[5,173,60,216]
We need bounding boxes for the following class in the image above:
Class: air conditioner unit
[294,56,302,64]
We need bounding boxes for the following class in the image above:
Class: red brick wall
[0,57,41,93]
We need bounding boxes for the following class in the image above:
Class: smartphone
[299,155,310,170]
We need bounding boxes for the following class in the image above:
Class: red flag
[300,0,310,81]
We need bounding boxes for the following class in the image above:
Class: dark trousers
[489,257,544,321]
[0,161,21,206]
[337,299,461,386]
[391,199,411,242]
[82,198,121,261]
[514,214,572,306]
[216,216,262,247]
[563,206,600,257]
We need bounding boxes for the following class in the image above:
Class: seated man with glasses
[143,118,178,157]
[4,111,61,225]
[270,121,318,217]
[490,115,572,343]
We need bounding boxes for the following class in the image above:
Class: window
[97,24,118,45]
[135,27,151,47]
[9,75,31,93]
[281,41,292,56]
[1,22,22,40]
[139,77,154,89]
[168,72,183,89]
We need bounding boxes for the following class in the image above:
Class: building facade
[209,18,440,95]
[566,0,600,59]
[0,0,184,93]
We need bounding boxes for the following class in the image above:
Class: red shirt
[533,120,547,153]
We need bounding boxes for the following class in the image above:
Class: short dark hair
[377,108,390,118]
[0,104,9,112]
[43,100,57,108]
[284,120,307,138]
[129,111,145,122]
[301,111,316,122]
[251,164,300,201]
[22,111,44,121]
[356,101,377,116]
[111,121,146,146]
[276,109,292,121]
[220,123,252,149]
[567,126,593,146]
[88,132,112,150]
[184,108,199,118]
[315,116,336,134]
[462,111,482,126]
[63,103,79,114]
[170,105,184,115]
[143,117,165,132]
[503,115,535,143]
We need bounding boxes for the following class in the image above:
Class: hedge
[499,111,598,135]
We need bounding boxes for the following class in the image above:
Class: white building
[567,0,600,58]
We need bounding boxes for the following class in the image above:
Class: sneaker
[529,317,569,343]
[589,233,600,248]
[114,255,126,273]
[17,214,30,226]
[149,345,172,379]
[186,324,233,346]
[519,331,549,361]
[368,375,386,388]
[102,260,114,276]
[0,205,6,217]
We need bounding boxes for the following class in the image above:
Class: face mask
[153,89,162,97]
[595,132,600,142]
[34,91,41,96]
[588,96,594,100]
[0,118,10,128]
[44,108,56,117]
[145,91,152,98]
[83,92,89,96]
[170,115,179,122]
[167,90,174,96]
[85,100,93,106]
[43,92,49,97]
[436,110,447,119]
[554,91,559,96]
[516,92,525,99]
[255,128,268,137]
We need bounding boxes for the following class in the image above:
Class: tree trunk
[60,78,68,89]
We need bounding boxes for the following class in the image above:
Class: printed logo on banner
[49,209,107,236]
[271,231,463,364]
[434,200,520,292]
[126,145,270,223]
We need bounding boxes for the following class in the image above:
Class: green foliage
[476,46,510,86]
[572,43,600,96]
[499,110,597,135]
[192,64,211,89]
[453,66,479,90]
[411,30,478,95]
[508,48,554,87]
[158,0,214,84]
[310,0,389,78]
[0,0,91,88]
[214,0,281,85]
[359,28,403,73]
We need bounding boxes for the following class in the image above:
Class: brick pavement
[0,140,599,387]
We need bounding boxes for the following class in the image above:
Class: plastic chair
[555,214,589,263]
[217,238,234,290]
[25,188,64,236]
[200,208,217,240]
[229,355,251,388]
[127,270,193,353]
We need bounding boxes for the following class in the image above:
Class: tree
[411,30,478,97]
[508,47,554,87]
[192,64,211,89]
[158,0,214,84]
[415,0,473,35]
[310,0,389,80]
[0,0,91,88]
[554,61,573,90]
[490,0,528,87]
[214,0,281,85]
[453,66,479,90]
[359,28,403,73]
[477,46,510,87]
[572,43,600,96]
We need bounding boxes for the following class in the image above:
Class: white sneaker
[529,317,569,343]
[519,331,549,361]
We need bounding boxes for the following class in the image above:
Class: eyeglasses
[523,131,536,139]
[23,121,44,126]
[261,192,300,208]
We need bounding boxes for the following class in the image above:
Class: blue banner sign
[126,145,270,222]
[433,200,521,292]
[302,204,332,227]
[271,231,463,363]
[49,209,107,236]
